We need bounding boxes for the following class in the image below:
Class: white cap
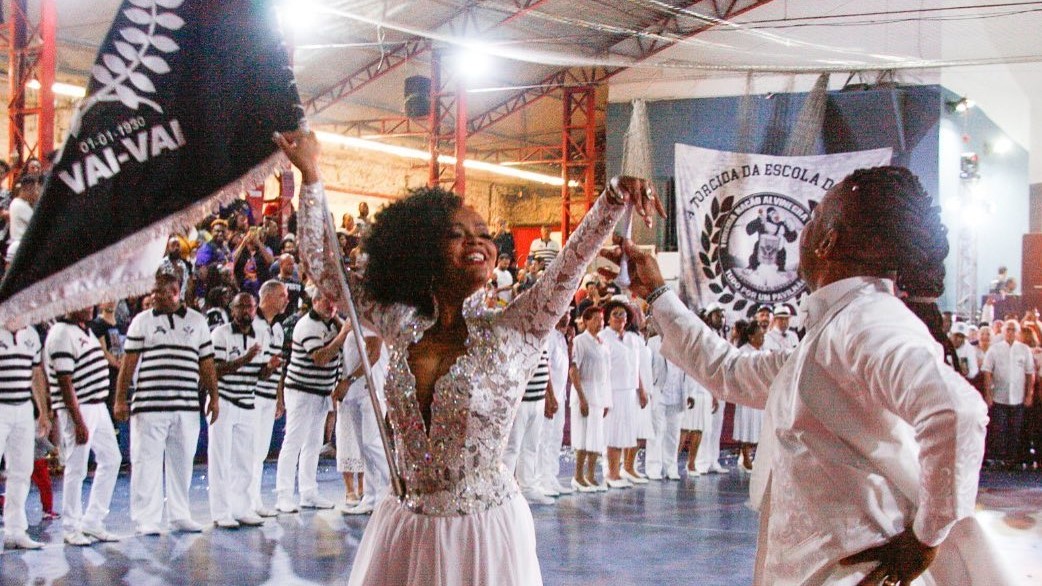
[773,305,792,317]
[704,302,725,315]
[951,322,970,336]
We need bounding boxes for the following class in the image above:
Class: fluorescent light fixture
[25,79,87,98]
[314,130,574,187]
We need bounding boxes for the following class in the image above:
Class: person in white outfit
[617,166,1005,586]
[981,319,1034,466]
[949,322,979,381]
[693,303,728,475]
[209,293,280,528]
[536,314,573,496]
[645,327,693,481]
[47,307,123,545]
[730,321,765,473]
[570,306,612,491]
[0,324,50,550]
[274,287,348,512]
[116,271,218,536]
[763,305,799,353]
[503,348,554,505]
[600,300,648,488]
[249,280,288,518]
[334,324,390,515]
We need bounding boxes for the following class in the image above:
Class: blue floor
[0,453,1037,585]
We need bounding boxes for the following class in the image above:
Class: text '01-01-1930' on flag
[0,0,303,327]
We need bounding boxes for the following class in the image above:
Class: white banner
[675,144,892,323]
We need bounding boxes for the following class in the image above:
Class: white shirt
[598,328,641,392]
[981,339,1034,404]
[492,268,514,303]
[528,238,560,264]
[648,334,689,406]
[652,277,987,584]
[342,326,388,404]
[763,327,799,352]
[545,328,569,403]
[5,197,33,262]
[572,331,611,407]
[953,339,980,380]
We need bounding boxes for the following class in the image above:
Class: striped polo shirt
[212,320,271,409]
[45,321,110,410]
[0,326,42,406]
[522,350,550,402]
[124,306,213,415]
[284,310,341,397]
[254,315,284,401]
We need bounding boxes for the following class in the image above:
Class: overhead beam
[467,0,777,136]
[301,0,551,119]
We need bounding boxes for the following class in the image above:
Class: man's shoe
[255,506,278,518]
[63,531,94,546]
[686,467,701,478]
[275,502,299,514]
[214,518,240,529]
[541,485,561,498]
[340,502,375,515]
[665,471,682,481]
[523,490,555,505]
[646,472,664,481]
[137,524,164,536]
[170,518,205,533]
[300,495,335,509]
[81,524,121,542]
[709,463,729,474]
[4,532,43,550]
[554,481,575,495]
[235,514,264,527]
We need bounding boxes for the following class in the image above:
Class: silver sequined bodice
[347,195,624,517]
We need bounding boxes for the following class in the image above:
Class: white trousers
[645,401,683,478]
[275,391,330,503]
[0,402,35,535]
[695,400,726,473]
[208,399,255,522]
[339,395,390,507]
[58,403,121,532]
[536,399,566,489]
[503,399,544,492]
[130,410,200,529]
[249,396,277,511]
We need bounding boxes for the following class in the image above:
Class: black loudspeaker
[404,75,431,119]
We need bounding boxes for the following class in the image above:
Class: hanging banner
[0,0,302,326]
[675,144,892,322]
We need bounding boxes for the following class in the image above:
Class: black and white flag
[0,0,302,325]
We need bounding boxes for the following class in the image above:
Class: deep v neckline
[402,314,473,442]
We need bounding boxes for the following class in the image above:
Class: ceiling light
[25,79,87,98]
[450,44,493,80]
[992,138,1012,155]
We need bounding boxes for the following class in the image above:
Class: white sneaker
[4,532,44,550]
[340,502,375,515]
[646,472,664,481]
[665,471,682,481]
[275,502,299,514]
[82,525,121,542]
[523,490,555,506]
[235,514,264,527]
[710,463,729,474]
[554,481,574,495]
[170,518,205,533]
[137,524,164,536]
[300,495,335,509]
[540,485,560,498]
[64,531,94,546]
[214,518,240,529]
[255,506,278,518]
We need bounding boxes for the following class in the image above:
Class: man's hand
[839,528,938,586]
[544,392,559,419]
[74,421,89,445]
[598,237,667,299]
[206,397,220,425]
[275,399,285,419]
[114,398,130,422]
[244,343,261,362]
[36,414,51,438]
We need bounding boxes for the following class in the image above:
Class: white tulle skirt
[347,493,543,586]
[732,405,764,443]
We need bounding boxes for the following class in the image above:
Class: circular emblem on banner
[719,192,809,302]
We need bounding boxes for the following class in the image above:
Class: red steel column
[428,51,442,187]
[38,0,57,161]
[453,75,467,197]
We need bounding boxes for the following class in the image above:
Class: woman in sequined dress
[276,130,663,586]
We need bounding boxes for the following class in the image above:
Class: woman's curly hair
[361,186,463,317]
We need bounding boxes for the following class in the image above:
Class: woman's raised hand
[606,176,666,228]
[273,129,321,185]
